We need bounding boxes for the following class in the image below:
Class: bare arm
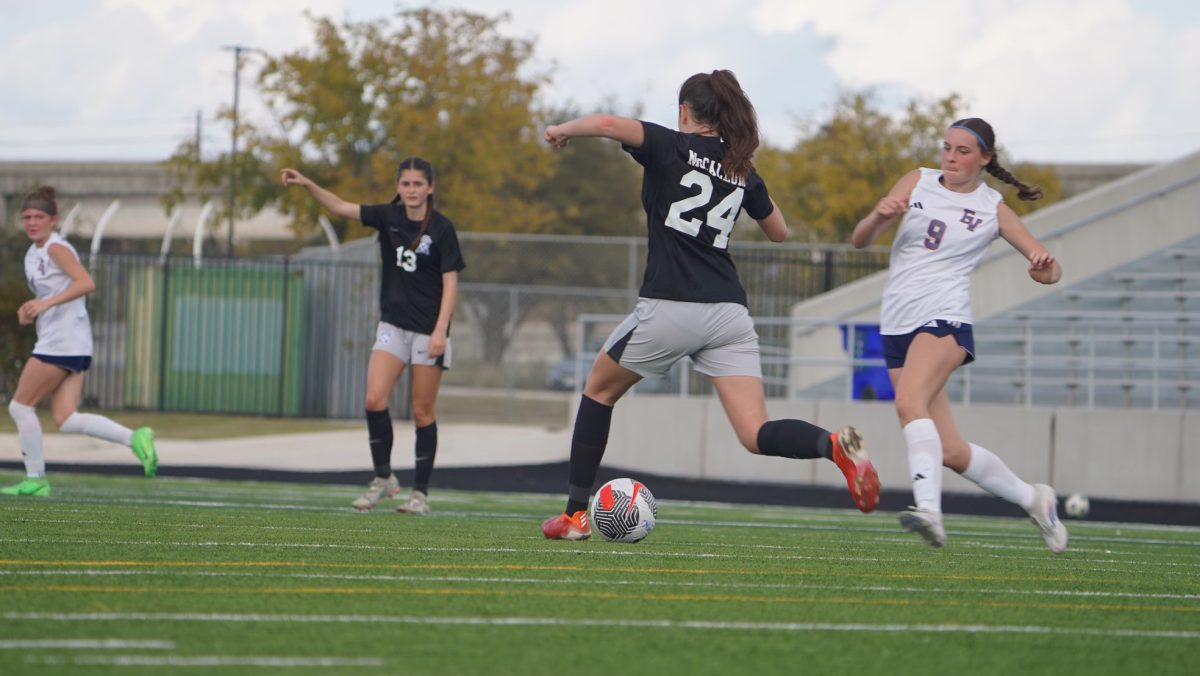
[998,203,1062,285]
[851,169,921,248]
[18,243,95,324]
[280,168,361,221]
[426,270,458,358]
[756,198,788,242]
[544,114,645,149]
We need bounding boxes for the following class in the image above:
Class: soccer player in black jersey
[282,158,466,515]
[540,70,880,540]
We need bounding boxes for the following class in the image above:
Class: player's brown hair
[951,118,1043,201]
[21,185,58,215]
[679,70,759,182]
[389,157,436,249]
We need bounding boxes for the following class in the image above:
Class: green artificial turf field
[1,471,1197,675]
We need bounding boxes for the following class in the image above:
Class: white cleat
[1027,484,1069,554]
[352,474,402,511]
[396,490,430,515]
[899,507,946,548]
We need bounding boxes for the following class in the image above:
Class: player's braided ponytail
[679,70,759,182]
[951,118,1043,201]
[984,160,1043,201]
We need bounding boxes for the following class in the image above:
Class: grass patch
[1,471,1197,675]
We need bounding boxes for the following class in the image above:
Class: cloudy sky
[1,0,1197,164]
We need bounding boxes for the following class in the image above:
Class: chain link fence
[1,232,890,417]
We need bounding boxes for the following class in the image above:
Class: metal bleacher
[788,150,1200,410]
[961,239,1200,409]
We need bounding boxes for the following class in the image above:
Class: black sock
[366,409,394,478]
[413,421,437,494]
[565,395,613,514]
[757,419,832,460]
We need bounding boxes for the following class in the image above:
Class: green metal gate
[124,262,305,415]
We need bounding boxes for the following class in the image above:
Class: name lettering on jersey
[687,150,746,188]
[960,208,983,232]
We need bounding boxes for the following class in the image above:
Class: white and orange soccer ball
[590,478,658,543]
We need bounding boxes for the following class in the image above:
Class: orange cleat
[541,510,591,540]
[831,426,880,513]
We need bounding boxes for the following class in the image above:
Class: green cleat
[131,427,158,477]
[1,477,51,497]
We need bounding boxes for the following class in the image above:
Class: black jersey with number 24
[359,205,467,335]
[623,121,774,306]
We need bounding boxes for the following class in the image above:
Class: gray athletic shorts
[602,298,761,379]
[372,321,452,369]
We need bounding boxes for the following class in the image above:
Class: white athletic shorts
[602,298,761,379]
[371,321,452,369]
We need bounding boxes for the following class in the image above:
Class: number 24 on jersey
[664,170,744,249]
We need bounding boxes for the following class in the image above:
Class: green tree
[163,8,556,244]
[757,91,1062,243]
[162,8,561,365]
[524,105,645,355]
[0,232,36,399]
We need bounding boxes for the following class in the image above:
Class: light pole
[220,44,262,256]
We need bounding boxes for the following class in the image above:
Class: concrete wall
[586,396,1199,503]
[0,161,294,240]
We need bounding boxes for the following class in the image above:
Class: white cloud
[0,0,344,160]
[0,0,1195,163]
[750,0,1200,161]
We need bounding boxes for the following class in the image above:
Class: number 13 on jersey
[664,170,744,249]
[395,247,417,272]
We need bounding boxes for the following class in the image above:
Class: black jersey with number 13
[623,121,774,307]
[360,205,467,335]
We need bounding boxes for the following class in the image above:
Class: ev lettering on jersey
[960,209,983,232]
[687,150,746,188]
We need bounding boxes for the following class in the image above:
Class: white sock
[9,401,45,478]
[961,442,1036,510]
[59,412,134,447]
[903,418,942,514]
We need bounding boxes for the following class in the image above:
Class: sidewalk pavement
[0,423,571,474]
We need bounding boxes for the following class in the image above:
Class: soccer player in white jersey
[540,70,880,540]
[3,186,157,497]
[851,118,1068,553]
[282,158,466,515]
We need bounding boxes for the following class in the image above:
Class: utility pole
[220,45,261,257]
[194,109,202,156]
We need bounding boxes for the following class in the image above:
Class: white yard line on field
[2,537,1198,577]
[0,639,174,649]
[31,655,384,668]
[6,612,1199,640]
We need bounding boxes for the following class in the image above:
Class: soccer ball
[590,478,657,543]
[1064,493,1090,518]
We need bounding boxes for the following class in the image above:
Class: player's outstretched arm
[851,169,920,248]
[998,203,1062,285]
[280,168,361,221]
[544,115,645,149]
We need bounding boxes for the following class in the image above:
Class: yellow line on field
[1,584,1196,615]
[0,559,1120,584]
